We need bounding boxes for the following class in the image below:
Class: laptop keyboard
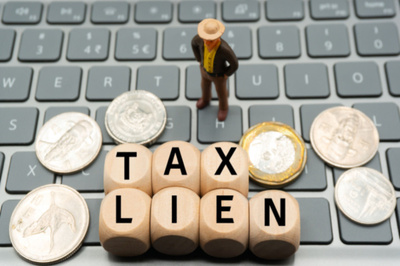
[1,0,400,265]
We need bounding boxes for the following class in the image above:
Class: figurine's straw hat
[198,18,225,40]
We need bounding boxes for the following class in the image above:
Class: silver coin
[335,167,396,225]
[310,106,379,168]
[9,184,89,264]
[105,90,167,145]
[35,112,102,174]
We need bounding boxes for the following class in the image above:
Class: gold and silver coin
[310,106,379,168]
[105,90,167,145]
[9,184,90,264]
[335,167,396,225]
[35,112,102,174]
[239,122,307,187]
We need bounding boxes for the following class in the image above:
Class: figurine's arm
[191,35,202,63]
[221,44,238,77]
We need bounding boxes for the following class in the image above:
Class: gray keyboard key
[258,26,301,58]
[6,152,54,193]
[249,105,294,128]
[306,24,350,57]
[91,1,129,24]
[47,2,86,24]
[265,0,304,21]
[223,27,252,59]
[86,66,130,101]
[0,29,15,61]
[0,107,38,145]
[62,151,107,192]
[84,199,101,245]
[96,107,114,145]
[115,28,157,61]
[333,153,381,184]
[44,107,90,123]
[0,67,32,102]
[0,200,19,246]
[135,1,172,23]
[337,208,392,244]
[2,2,42,24]
[186,65,230,100]
[0,153,3,178]
[355,0,396,18]
[353,102,400,141]
[197,106,242,143]
[285,149,327,191]
[18,29,63,62]
[156,106,191,143]
[310,0,349,19]
[235,64,279,99]
[285,63,330,98]
[178,1,215,22]
[386,61,400,96]
[67,28,110,61]
[36,67,81,101]
[249,148,327,191]
[300,103,341,142]
[163,27,196,60]
[387,148,400,190]
[297,198,332,244]
[354,23,400,56]
[334,62,382,97]
[137,66,179,100]
[222,0,259,22]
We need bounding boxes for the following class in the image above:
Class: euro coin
[35,112,102,174]
[335,167,396,225]
[105,90,167,146]
[239,122,307,187]
[310,106,379,168]
[9,184,89,264]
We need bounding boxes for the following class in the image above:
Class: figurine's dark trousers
[200,66,228,112]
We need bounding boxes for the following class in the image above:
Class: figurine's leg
[197,67,212,109]
[214,76,229,121]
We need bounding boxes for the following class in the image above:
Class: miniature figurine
[191,18,238,121]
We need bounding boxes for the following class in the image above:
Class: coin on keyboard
[239,122,307,187]
[35,112,102,174]
[9,184,89,264]
[310,106,379,168]
[335,167,396,225]
[105,90,167,145]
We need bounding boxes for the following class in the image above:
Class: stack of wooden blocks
[99,141,300,260]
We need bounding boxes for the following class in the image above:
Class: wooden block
[249,190,300,260]
[104,143,152,196]
[99,188,151,257]
[152,141,200,194]
[201,142,249,197]
[151,187,200,255]
[199,189,248,258]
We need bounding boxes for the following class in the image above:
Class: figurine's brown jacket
[191,35,238,77]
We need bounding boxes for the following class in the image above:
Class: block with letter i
[104,143,152,196]
[199,189,248,258]
[152,141,201,194]
[99,188,151,256]
[201,142,249,197]
[249,190,300,260]
[151,187,200,255]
